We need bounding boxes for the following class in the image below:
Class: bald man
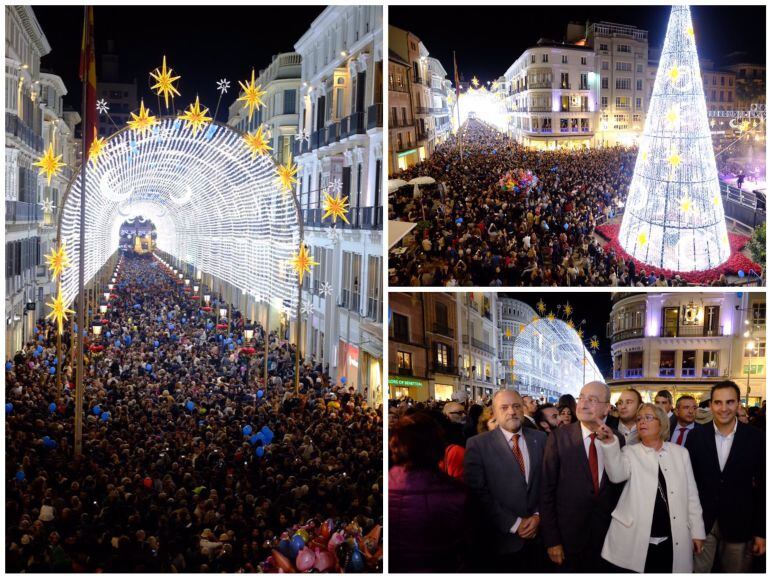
[464,389,547,571]
[540,381,625,572]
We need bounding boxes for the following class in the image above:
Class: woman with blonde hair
[595,403,705,572]
[476,404,497,435]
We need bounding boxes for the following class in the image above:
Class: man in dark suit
[464,389,546,571]
[686,381,765,572]
[670,394,702,445]
[540,381,625,572]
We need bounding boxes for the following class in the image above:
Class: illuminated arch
[58,117,299,311]
[452,87,509,133]
[512,318,603,399]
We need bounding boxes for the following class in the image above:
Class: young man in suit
[464,389,546,571]
[670,394,701,445]
[540,381,626,572]
[686,381,766,572]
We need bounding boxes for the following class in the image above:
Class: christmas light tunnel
[618,5,730,272]
[57,117,301,314]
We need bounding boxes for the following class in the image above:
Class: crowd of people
[6,253,383,572]
[389,119,719,287]
[389,383,765,573]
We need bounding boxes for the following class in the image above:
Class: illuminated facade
[427,57,452,146]
[458,293,501,401]
[497,297,537,386]
[294,6,384,403]
[387,51,418,173]
[227,52,301,165]
[608,292,766,405]
[502,42,598,149]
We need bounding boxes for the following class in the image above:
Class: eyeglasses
[636,414,658,423]
[448,410,466,416]
[577,396,609,405]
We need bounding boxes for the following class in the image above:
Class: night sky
[33,5,325,122]
[503,292,614,376]
[390,5,766,85]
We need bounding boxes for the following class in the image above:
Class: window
[720,76,725,86]
[530,54,536,64]
[397,351,412,370]
[560,72,569,89]
[659,351,676,376]
[434,342,450,367]
[601,77,609,89]
[581,56,587,65]
[636,79,643,91]
[617,44,631,53]
[401,107,407,125]
[599,43,609,51]
[636,64,643,74]
[752,302,766,327]
[704,306,720,335]
[283,89,296,114]
[601,61,609,71]
[682,350,696,376]
[615,96,630,109]
[390,106,397,126]
[713,76,717,85]
[392,313,409,341]
[635,98,642,109]
[702,351,719,376]
[435,301,448,328]
[720,91,724,102]
[601,96,608,108]
[663,307,680,337]
[616,62,632,72]
[616,78,631,90]
[744,340,766,357]
[562,55,568,64]
[542,54,548,63]
[580,73,588,90]
[560,118,569,132]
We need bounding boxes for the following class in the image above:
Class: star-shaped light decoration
[150,55,181,109]
[216,78,230,95]
[243,124,272,159]
[96,99,109,115]
[322,192,350,224]
[39,198,55,214]
[519,325,526,334]
[536,299,546,314]
[471,76,480,88]
[178,95,212,136]
[505,328,512,338]
[294,129,311,144]
[712,193,721,207]
[563,302,573,317]
[686,25,694,39]
[546,312,556,321]
[531,315,540,324]
[680,195,694,214]
[589,336,600,351]
[288,244,319,285]
[566,319,575,329]
[89,127,107,165]
[326,226,342,244]
[33,143,65,186]
[508,359,516,368]
[276,156,298,194]
[319,281,333,297]
[665,108,680,125]
[326,178,342,196]
[668,65,680,82]
[577,328,584,339]
[637,231,648,247]
[237,69,267,122]
[46,291,74,335]
[45,243,71,281]
[127,100,158,135]
[668,152,682,168]
[301,300,314,317]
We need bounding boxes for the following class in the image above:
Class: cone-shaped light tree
[618,5,730,272]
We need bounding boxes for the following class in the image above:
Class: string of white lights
[59,117,300,312]
[619,5,730,272]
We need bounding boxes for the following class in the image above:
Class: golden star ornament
[150,55,181,108]
[34,143,66,186]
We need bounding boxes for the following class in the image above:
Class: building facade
[607,292,766,405]
[586,21,649,146]
[497,297,538,386]
[427,56,452,146]
[723,61,766,109]
[387,50,417,173]
[5,6,50,356]
[458,292,501,401]
[227,52,301,165]
[96,41,137,137]
[503,42,598,149]
[294,6,383,405]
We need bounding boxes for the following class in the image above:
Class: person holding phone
[596,403,706,573]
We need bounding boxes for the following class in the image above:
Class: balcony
[432,323,454,338]
[702,367,719,378]
[416,130,429,142]
[681,368,696,377]
[432,364,458,375]
[625,368,643,378]
[660,325,724,338]
[611,327,645,343]
[528,82,552,89]
[415,106,430,115]
[397,367,413,376]
[659,368,675,377]
[6,201,43,224]
[529,106,551,112]
[388,82,408,93]
[466,336,495,355]
[323,122,340,146]
[341,111,366,138]
[367,103,383,130]
[560,83,571,90]
[311,130,322,151]
[6,113,44,153]
[303,206,382,230]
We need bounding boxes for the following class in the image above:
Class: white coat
[598,437,706,573]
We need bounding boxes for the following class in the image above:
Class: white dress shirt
[581,422,605,481]
[670,421,695,445]
[714,418,738,471]
[501,427,532,534]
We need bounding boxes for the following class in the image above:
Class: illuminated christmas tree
[618,5,730,272]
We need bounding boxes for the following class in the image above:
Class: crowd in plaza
[389,383,766,573]
[5,254,383,573]
[389,120,732,287]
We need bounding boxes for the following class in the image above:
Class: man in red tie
[464,389,547,571]
[540,381,625,572]
[670,395,701,445]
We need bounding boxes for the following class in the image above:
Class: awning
[388,220,416,249]
[388,179,408,194]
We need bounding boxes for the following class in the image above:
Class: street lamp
[203,293,211,305]
[99,300,108,315]
[184,278,190,286]
[103,290,110,301]
[91,316,103,337]
[219,306,228,320]
[244,325,255,342]
[193,284,199,294]
[108,283,114,291]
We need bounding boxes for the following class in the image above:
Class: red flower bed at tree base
[595,224,762,284]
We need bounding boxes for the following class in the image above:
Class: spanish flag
[79,6,96,153]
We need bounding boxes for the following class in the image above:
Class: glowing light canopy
[59,117,300,315]
[512,318,603,399]
[452,86,509,133]
[618,5,730,272]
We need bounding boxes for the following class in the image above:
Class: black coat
[686,421,765,542]
[540,422,625,556]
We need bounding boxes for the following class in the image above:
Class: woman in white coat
[595,403,706,573]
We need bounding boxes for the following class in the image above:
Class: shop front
[388,375,428,401]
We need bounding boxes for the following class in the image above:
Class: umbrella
[388,221,417,249]
[408,176,436,185]
[387,179,408,194]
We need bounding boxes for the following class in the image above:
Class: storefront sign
[388,376,425,388]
